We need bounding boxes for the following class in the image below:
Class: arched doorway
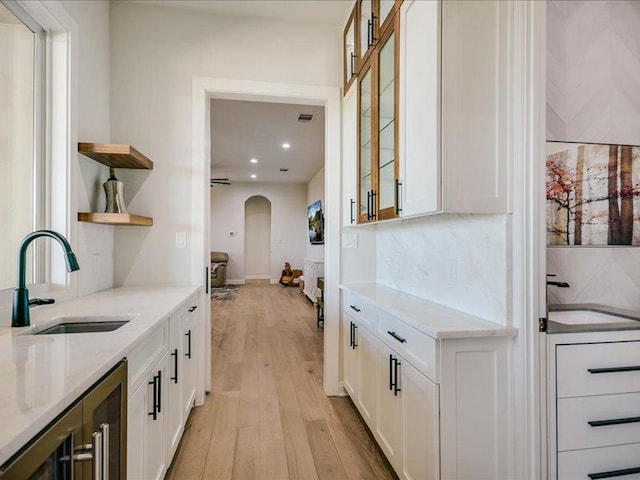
[244,195,271,281]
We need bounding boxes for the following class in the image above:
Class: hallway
[166,283,397,480]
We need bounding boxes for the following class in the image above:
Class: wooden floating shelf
[78,143,154,170]
[78,212,153,226]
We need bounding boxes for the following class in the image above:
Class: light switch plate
[176,232,187,249]
[342,233,358,249]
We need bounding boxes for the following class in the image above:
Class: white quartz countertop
[0,285,199,467]
[340,283,517,339]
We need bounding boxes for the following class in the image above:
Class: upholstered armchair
[210,251,228,288]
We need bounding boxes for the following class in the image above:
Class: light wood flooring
[166,283,397,480]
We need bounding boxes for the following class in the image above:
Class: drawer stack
[556,341,640,478]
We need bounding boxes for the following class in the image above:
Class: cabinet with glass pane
[358,13,399,223]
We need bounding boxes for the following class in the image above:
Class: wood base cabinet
[341,288,510,480]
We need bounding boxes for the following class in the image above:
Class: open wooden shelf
[78,143,154,170]
[78,212,153,226]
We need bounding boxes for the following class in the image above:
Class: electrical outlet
[175,232,187,249]
[447,259,457,285]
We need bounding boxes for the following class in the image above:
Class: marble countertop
[340,283,517,339]
[0,285,198,467]
[547,303,640,334]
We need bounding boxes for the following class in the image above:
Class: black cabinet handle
[389,354,394,391]
[350,198,355,224]
[350,53,356,77]
[370,12,377,45]
[350,305,361,312]
[148,375,158,420]
[371,190,377,220]
[393,358,401,396]
[186,330,192,359]
[589,416,640,427]
[395,180,402,215]
[366,191,372,220]
[588,467,640,479]
[349,322,353,347]
[353,324,358,348]
[157,370,162,413]
[189,305,197,313]
[387,331,407,344]
[367,18,372,47]
[171,348,179,384]
[588,366,640,374]
[205,266,209,294]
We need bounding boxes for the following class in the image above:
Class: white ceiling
[123,0,352,25]
[0,3,24,25]
[210,99,325,184]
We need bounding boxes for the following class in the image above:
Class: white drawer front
[127,321,167,394]
[378,309,437,382]
[556,341,640,398]
[558,443,640,480]
[342,290,377,329]
[558,392,640,451]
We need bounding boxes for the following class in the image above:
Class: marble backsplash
[547,247,640,311]
[376,214,509,325]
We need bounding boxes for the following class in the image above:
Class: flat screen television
[308,200,324,245]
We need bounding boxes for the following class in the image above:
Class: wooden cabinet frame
[343,4,359,93]
[357,12,400,224]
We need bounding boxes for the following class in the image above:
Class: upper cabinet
[343,0,511,225]
[343,6,358,92]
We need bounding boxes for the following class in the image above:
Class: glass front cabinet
[357,8,399,223]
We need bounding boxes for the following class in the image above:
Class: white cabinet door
[357,325,377,426]
[375,342,403,471]
[144,353,169,480]
[127,381,146,480]
[182,308,197,420]
[343,315,359,397]
[342,83,358,227]
[402,360,439,480]
[166,315,184,461]
[399,0,441,217]
[441,0,509,213]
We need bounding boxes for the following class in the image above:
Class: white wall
[376,214,509,324]
[211,183,307,283]
[306,167,325,260]
[62,0,114,296]
[244,195,271,278]
[546,0,640,310]
[110,3,341,287]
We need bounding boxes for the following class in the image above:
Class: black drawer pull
[188,305,197,313]
[171,348,179,384]
[350,198,355,224]
[148,375,158,420]
[350,305,361,312]
[387,331,406,343]
[186,330,192,359]
[588,466,640,479]
[588,366,640,374]
[157,370,162,413]
[589,416,640,427]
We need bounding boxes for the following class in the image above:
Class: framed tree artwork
[546,141,640,246]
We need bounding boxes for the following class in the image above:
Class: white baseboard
[270,278,279,284]
[226,279,245,285]
[336,381,348,397]
[244,275,270,280]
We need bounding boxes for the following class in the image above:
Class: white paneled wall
[547,247,640,310]
[546,0,640,310]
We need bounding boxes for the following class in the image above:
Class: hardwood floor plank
[306,419,349,480]
[167,284,396,480]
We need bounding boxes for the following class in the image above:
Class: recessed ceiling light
[250,158,258,164]
[282,143,291,149]
[250,174,257,179]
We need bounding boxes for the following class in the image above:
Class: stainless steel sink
[25,315,135,335]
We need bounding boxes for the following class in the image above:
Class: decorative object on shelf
[77,142,154,226]
[104,167,128,214]
[307,200,324,244]
[547,142,640,246]
[279,262,302,287]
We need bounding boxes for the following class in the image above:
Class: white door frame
[191,77,342,395]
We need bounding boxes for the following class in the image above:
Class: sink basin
[549,310,637,326]
[25,314,135,335]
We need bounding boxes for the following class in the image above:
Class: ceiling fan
[210,177,231,187]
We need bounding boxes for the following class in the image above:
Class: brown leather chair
[210,251,228,288]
